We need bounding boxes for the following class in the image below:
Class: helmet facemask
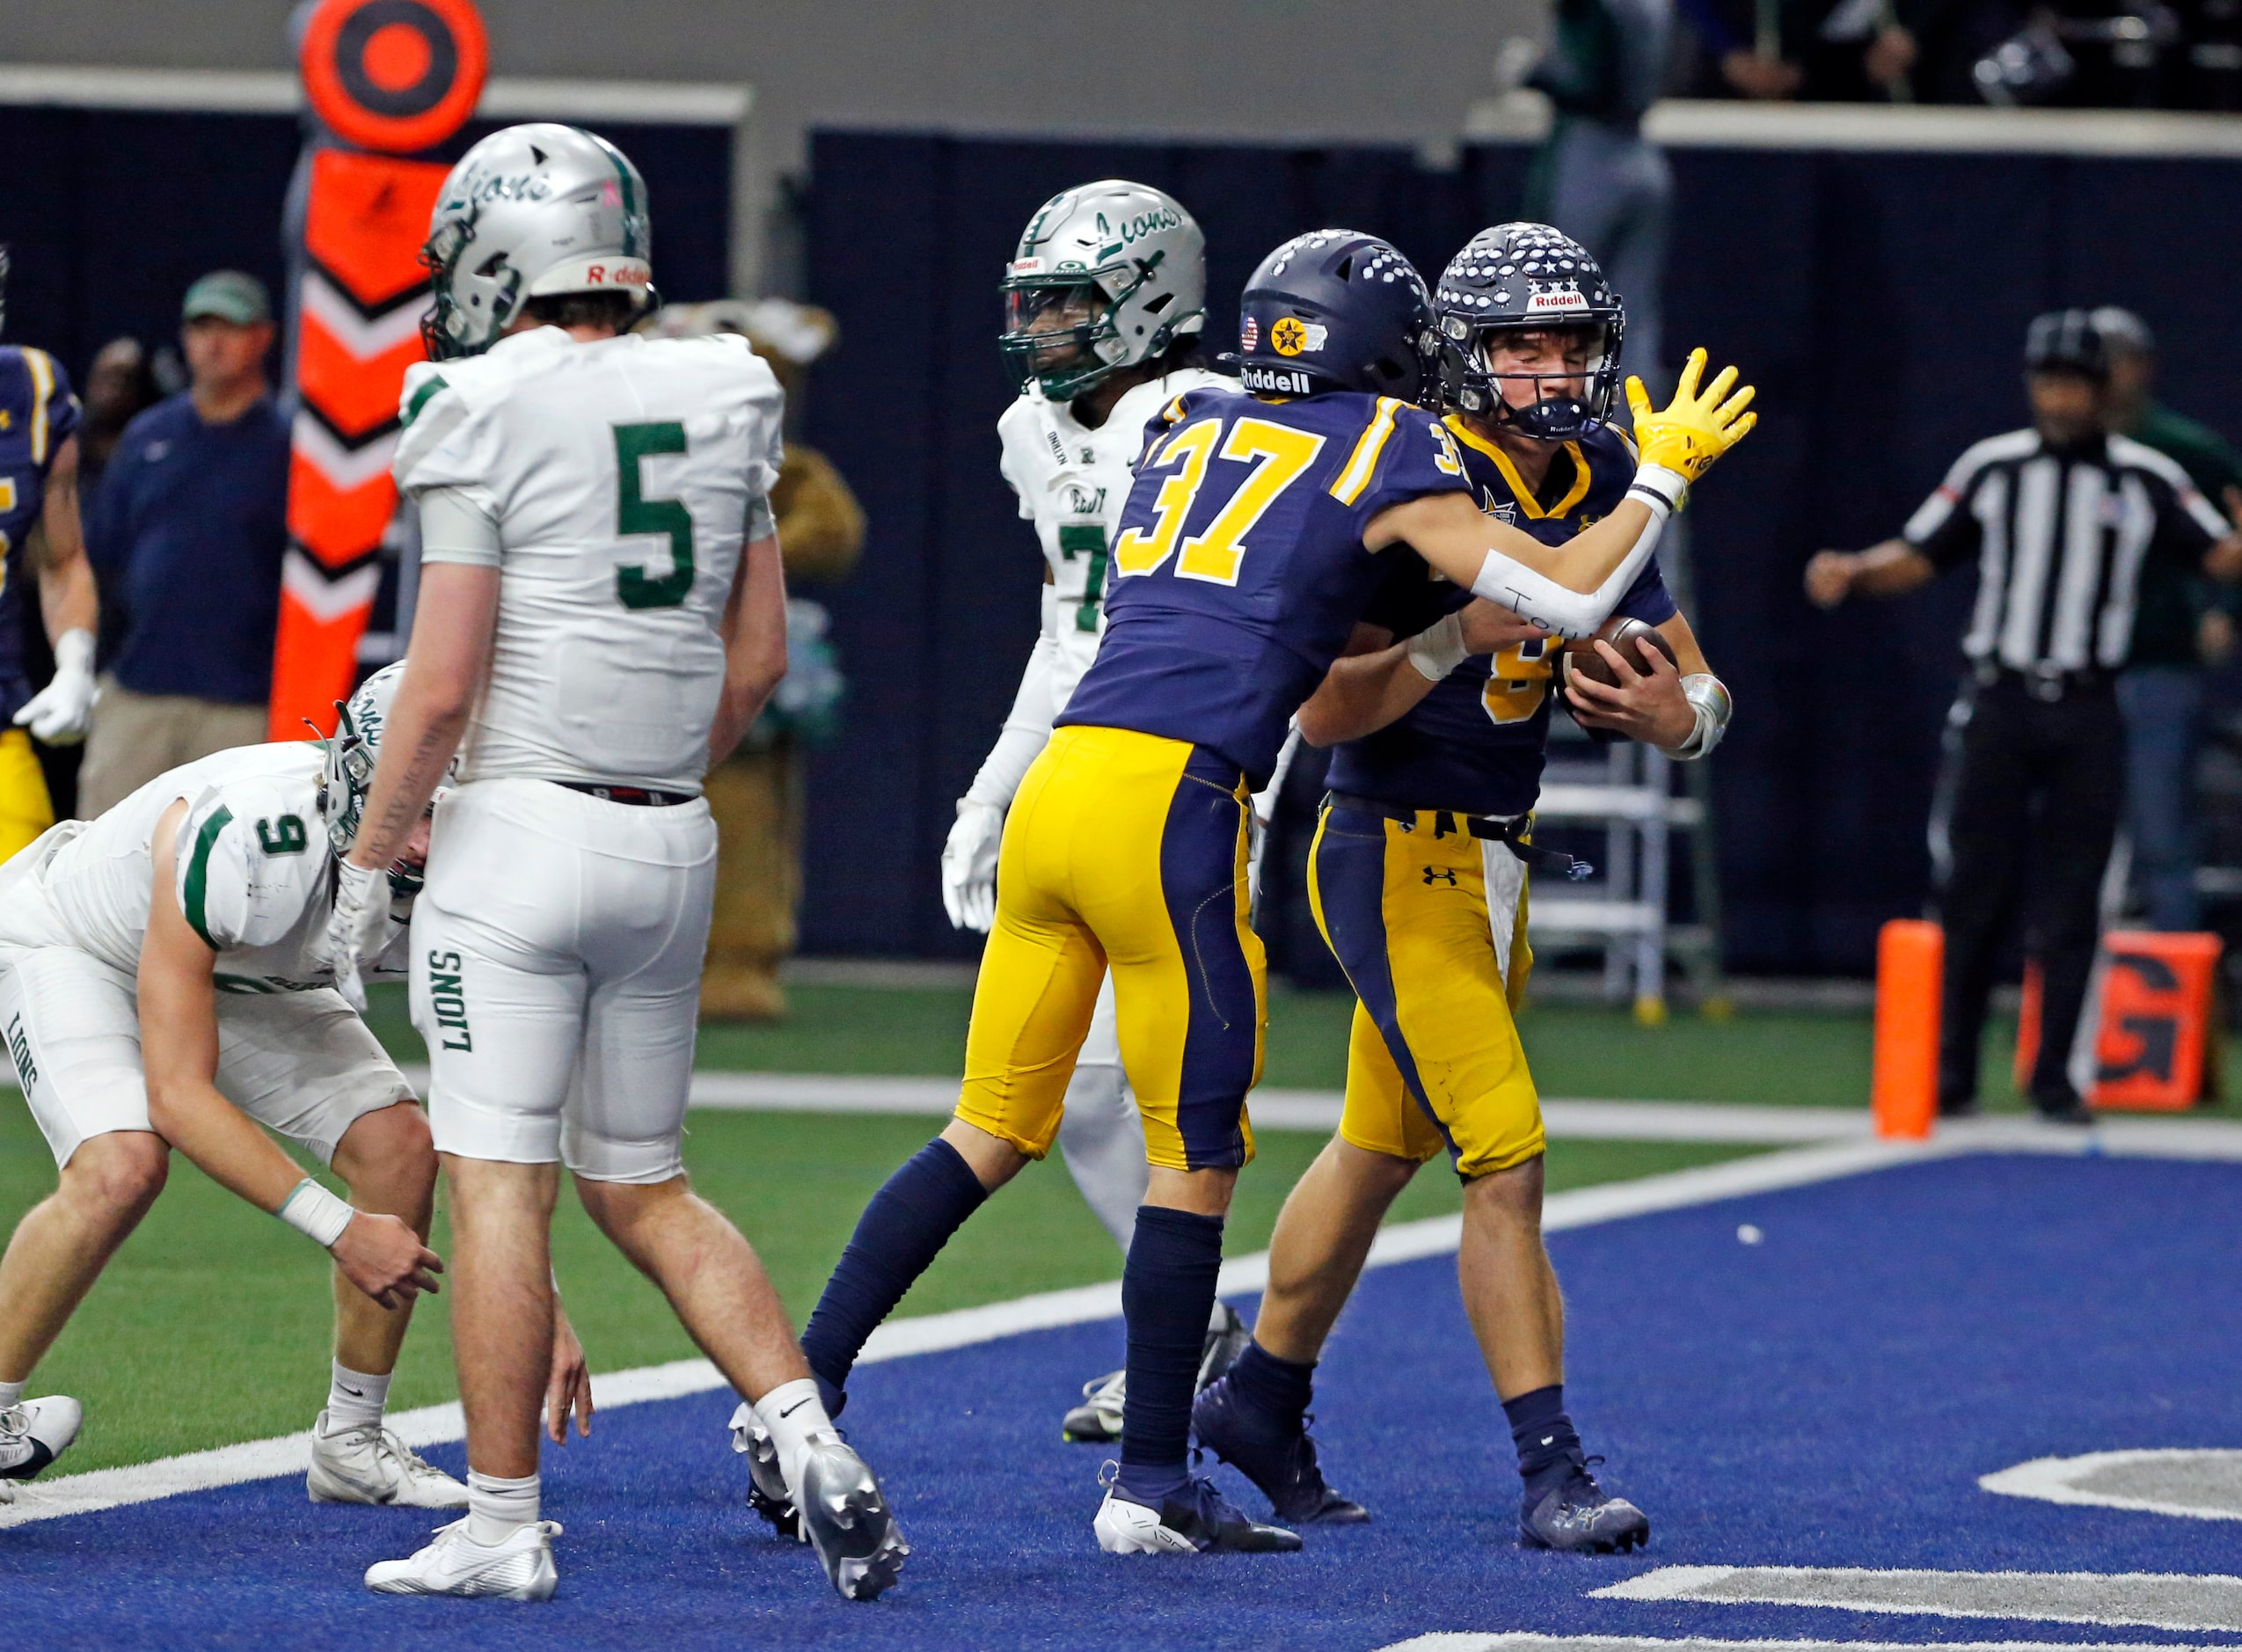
[1440,316,1625,441]
[314,666,441,895]
[999,252,1179,401]
[420,209,522,362]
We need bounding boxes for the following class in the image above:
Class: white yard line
[0,1137,1913,1531]
[1981,1450,2242,1523]
[1593,1565,2242,1634]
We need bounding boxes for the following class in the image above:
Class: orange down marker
[1872,919,1942,1138]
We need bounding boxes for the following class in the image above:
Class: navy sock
[1223,1339,1315,1434]
[800,1137,989,1414]
[1114,1204,1224,1503]
[1503,1383,1583,1494]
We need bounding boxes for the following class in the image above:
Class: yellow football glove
[1626,347,1757,483]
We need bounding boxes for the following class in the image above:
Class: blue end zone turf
[11,1152,2242,1649]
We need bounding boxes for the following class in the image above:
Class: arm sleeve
[172,789,323,952]
[1903,450,1988,571]
[1466,465,1686,639]
[416,485,502,568]
[963,585,1063,809]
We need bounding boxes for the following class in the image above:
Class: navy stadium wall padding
[798,129,2242,975]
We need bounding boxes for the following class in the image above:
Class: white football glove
[325,859,393,1012]
[940,800,1006,933]
[14,629,99,746]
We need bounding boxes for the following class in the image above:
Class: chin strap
[1672,673,1733,761]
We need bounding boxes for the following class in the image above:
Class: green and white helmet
[420,122,654,361]
[318,663,408,858]
[998,179,1205,400]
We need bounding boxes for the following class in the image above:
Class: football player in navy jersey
[1192,225,1734,1554]
[0,248,102,859]
[800,227,1754,1557]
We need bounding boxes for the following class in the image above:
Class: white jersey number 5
[615,420,694,610]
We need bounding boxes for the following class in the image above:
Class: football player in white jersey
[339,125,904,1604]
[0,666,511,1512]
[932,181,1247,1443]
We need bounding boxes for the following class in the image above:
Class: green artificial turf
[0,1093,1748,1476]
[383,978,2188,1115]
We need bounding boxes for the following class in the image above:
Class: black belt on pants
[1324,792,1593,880]
[1972,661,2114,703]
[556,781,694,807]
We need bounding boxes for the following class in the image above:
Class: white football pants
[412,778,716,1183]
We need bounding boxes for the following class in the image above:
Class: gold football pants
[956,725,1262,1172]
[1309,800,1545,1177]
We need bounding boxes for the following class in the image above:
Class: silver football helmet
[420,123,654,361]
[998,180,1204,400]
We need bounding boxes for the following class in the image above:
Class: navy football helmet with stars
[1434,223,1625,440]
[1229,230,1436,403]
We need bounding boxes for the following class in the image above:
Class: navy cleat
[1192,1374,1368,1524]
[1519,1451,1649,1553]
[1094,1466,1303,1554]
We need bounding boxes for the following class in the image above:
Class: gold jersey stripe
[1329,396,1402,506]
[21,348,54,466]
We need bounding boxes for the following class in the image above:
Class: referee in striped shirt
[1807,310,2242,1121]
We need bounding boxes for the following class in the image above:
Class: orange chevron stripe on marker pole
[274,0,485,740]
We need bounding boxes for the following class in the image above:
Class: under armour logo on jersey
[1423,866,1458,886]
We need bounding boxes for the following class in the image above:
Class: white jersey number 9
[614,420,694,610]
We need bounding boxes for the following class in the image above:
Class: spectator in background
[2092,306,2242,932]
[77,338,164,493]
[79,272,286,815]
[19,336,164,820]
[1527,0,1675,384]
[1676,0,1932,99]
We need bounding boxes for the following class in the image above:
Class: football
[1556,616,1678,694]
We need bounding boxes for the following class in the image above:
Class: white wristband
[1672,672,1733,760]
[277,1178,355,1249]
[1625,462,1689,516]
[1406,611,1470,682]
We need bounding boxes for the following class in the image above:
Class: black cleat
[1192,1374,1368,1524]
[1519,1452,1649,1553]
[1094,1470,1303,1553]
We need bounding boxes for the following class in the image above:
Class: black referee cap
[2025,309,2108,378]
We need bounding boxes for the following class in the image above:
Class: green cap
[182,270,272,325]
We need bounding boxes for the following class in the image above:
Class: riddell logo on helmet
[1241,363,1312,395]
[586,261,652,288]
[1526,281,1589,315]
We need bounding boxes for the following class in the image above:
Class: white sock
[325,1363,391,1433]
[755,1378,833,1503]
[0,1379,22,1412]
[465,1470,540,1546]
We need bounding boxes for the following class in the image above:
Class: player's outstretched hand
[332,1210,443,1311]
[1627,348,1756,483]
[547,1303,594,1444]
[13,631,99,745]
[1459,600,1549,656]
[941,800,1005,933]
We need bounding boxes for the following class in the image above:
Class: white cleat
[727,1402,801,1539]
[365,1517,561,1600]
[799,1438,908,1601]
[0,1395,84,1498]
[308,1411,469,1508]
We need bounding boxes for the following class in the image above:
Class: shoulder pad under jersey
[174,778,328,952]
